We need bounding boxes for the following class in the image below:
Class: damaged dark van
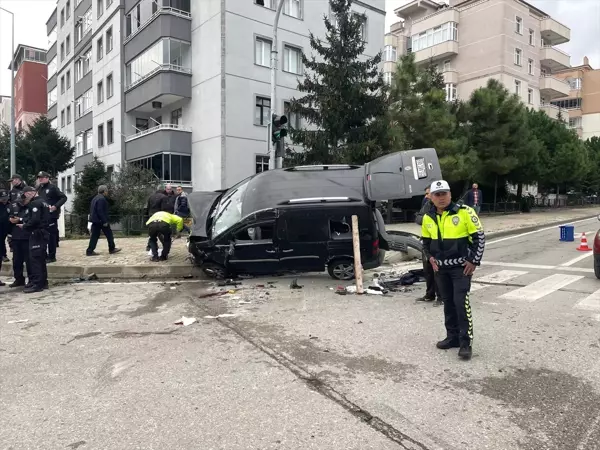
[187,149,441,280]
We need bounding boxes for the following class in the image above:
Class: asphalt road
[2,218,600,450]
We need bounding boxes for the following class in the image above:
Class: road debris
[204,313,237,319]
[174,316,197,326]
[8,319,29,324]
[290,279,303,289]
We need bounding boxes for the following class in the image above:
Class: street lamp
[0,6,16,176]
[268,0,285,170]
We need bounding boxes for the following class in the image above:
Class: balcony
[442,69,458,84]
[124,65,192,113]
[414,40,458,64]
[540,46,570,71]
[540,104,569,122]
[540,17,570,46]
[125,124,192,161]
[539,75,570,99]
[74,151,94,173]
[411,8,460,35]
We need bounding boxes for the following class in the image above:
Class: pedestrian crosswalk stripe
[471,270,529,291]
[499,274,584,302]
[574,289,600,311]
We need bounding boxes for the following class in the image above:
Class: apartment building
[0,96,11,127]
[384,0,572,122]
[46,0,385,200]
[8,45,48,131]
[551,57,600,140]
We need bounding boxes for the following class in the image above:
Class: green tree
[583,136,600,194]
[0,124,31,187]
[286,0,388,165]
[72,157,110,232]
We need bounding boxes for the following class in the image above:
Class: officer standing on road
[7,195,32,288]
[421,180,486,360]
[35,171,67,264]
[17,186,50,293]
[0,189,11,263]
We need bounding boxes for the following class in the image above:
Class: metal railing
[125,123,192,142]
[124,6,191,44]
[125,64,192,91]
[542,45,570,57]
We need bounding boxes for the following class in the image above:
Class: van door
[364,148,442,201]
[228,220,280,275]
[279,210,328,272]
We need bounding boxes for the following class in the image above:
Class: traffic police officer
[18,186,50,293]
[7,195,32,288]
[421,180,486,360]
[9,173,27,203]
[36,171,67,263]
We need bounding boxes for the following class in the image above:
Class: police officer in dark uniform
[18,186,50,293]
[7,195,32,288]
[35,171,67,264]
[9,174,27,204]
[0,189,10,264]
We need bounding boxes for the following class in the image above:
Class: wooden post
[351,215,364,294]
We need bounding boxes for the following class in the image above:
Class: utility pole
[269,0,285,170]
[1,7,16,175]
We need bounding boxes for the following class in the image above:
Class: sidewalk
[1,207,598,280]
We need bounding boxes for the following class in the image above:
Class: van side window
[285,217,329,242]
[330,219,351,239]
[234,223,274,242]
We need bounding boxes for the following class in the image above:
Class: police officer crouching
[14,187,50,293]
[421,180,486,360]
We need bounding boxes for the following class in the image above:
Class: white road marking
[471,270,528,291]
[486,217,598,247]
[482,260,595,273]
[574,289,600,311]
[499,274,584,302]
[560,252,594,267]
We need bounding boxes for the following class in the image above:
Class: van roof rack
[284,164,361,171]
[279,197,361,205]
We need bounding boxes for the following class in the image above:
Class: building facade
[46,0,386,204]
[8,45,48,131]
[0,96,11,126]
[384,0,572,122]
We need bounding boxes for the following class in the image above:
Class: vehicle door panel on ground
[228,220,280,275]
[279,209,329,272]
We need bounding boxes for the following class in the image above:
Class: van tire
[202,263,228,279]
[386,231,423,254]
[328,258,355,280]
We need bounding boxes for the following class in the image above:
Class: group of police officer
[0,172,67,293]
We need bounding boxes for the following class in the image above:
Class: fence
[64,214,148,237]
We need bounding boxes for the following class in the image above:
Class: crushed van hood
[188,191,222,238]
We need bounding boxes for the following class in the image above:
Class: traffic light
[271,114,288,144]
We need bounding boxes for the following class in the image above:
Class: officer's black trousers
[0,227,8,258]
[423,254,440,300]
[436,266,473,346]
[12,239,31,283]
[148,221,172,259]
[29,232,48,288]
[47,218,59,259]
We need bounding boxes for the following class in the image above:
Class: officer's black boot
[436,337,460,350]
[9,279,25,288]
[458,343,472,360]
[0,280,5,287]
[23,285,44,293]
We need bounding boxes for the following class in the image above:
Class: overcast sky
[0,0,599,96]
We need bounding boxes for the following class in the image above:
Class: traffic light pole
[269,0,285,170]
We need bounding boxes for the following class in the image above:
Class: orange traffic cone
[577,232,593,251]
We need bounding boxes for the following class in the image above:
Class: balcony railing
[125,64,192,91]
[542,45,569,57]
[125,6,192,44]
[125,123,192,142]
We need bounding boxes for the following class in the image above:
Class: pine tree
[72,158,110,232]
[287,0,388,165]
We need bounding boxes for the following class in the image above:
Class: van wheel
[202,263,228,279]
[328,259,355,280]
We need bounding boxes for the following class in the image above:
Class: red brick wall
[14,61,48,121]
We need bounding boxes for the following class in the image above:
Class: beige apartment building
[384,0,573,123]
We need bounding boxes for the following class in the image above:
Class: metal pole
[269,0,285,170]
[1,7,16,175]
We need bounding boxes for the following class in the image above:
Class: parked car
[187,149,441,280]
[594,214,600,278]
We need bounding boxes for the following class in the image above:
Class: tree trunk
[516,182,523,201]
[556,184,560,208]
[493,175,498,212]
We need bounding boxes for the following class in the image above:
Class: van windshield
[211,180,250,238]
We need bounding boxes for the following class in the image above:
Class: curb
[485,214,599,240]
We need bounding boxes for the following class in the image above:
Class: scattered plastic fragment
[203,313,237,319]
[8,319,28,324]
[174,316,197,326]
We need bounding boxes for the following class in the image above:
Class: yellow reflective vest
[146,211,184,232]
[421,203,485,267]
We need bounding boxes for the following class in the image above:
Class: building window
[514,80,521,96]
[66,1,71,18]
[383,72,392,85]
[107,165,114,180]
[514,48,522,66]
[529,29,535,46]
[80,8,93,38]
[48,26,57,48]
[528,59,534,75]
[97,81,104,104]
[97,37,104,61]
[75,48,92,81]
[283,45,302,74]
[515,16,523,34]
[75,89,93,118]
[60,75,65,94]
[528,88,533,104]
[171,108,183,125]
[106,27,113,53]
[255,0,273,7]
[411,22,458,52]
[256,155,270,173]
[60,9,65,27]
[284,101,300,129]
[67,175,72,193]
[67,106,71,124]
[67,70,71,88]
[255,37,272,67]
[107,119,114,144]
[445,83,456,102]
[51,118,58,129]
[76,133,84,156]
[61,177,66,192]
[48,56,57,78]
[136,118,149,132]
[568,78,582,89]
[131,154,192,183]
[66,34,71,55]
[106,73,113,98]
[47,87,57,109]
[569,116,582,128]
[384,45,397,62]
[353,13,367,41]
[75,21,83,42]
[61,109,65,127]
[283,0,302,19]
[60,43,65,61]
[85,129,93,154]
[107,0,113,7]
[125,38,192,87]
[551,98,582,110]
[255,96,271,126]
[98,124,104,147]
[97,0,104,17]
